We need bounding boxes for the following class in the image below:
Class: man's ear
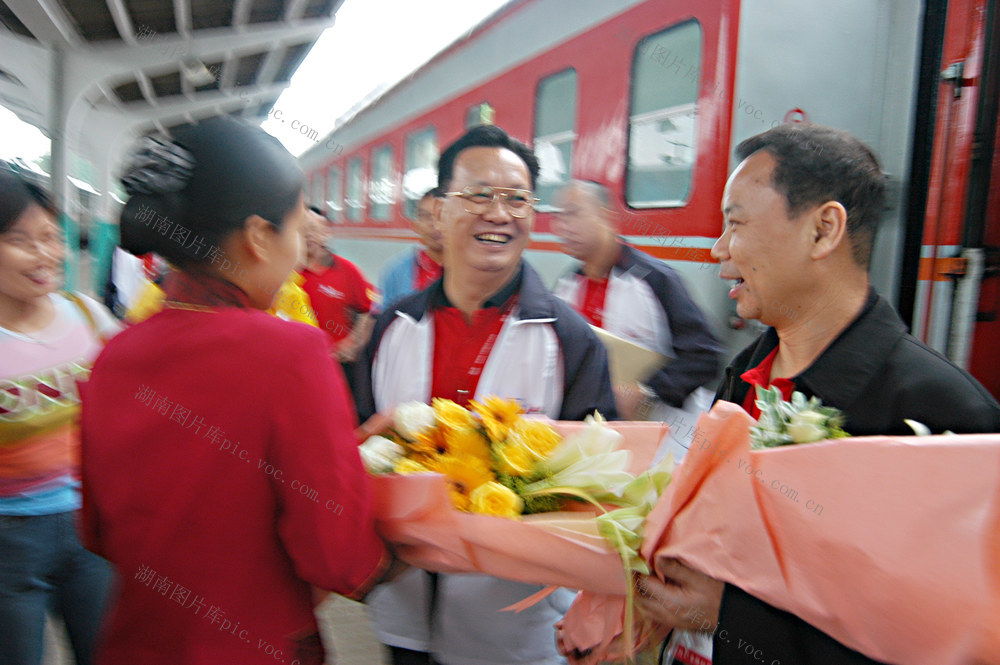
[241,215,275,262]
[810,201,848,260]
[432,197,446,235]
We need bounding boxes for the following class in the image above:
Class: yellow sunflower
[508,419,563,462]
[444,426,492,464]
[470,395,524,443]
[394,458,431,474]
[433,398,478,431]
[425,454,495,510]
[410,426,449,458]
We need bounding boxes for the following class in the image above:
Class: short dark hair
[420,187,439,201]
[735,124,886,265]
[437,125,540,191]
[0,167,57,234]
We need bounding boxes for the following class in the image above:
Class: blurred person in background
[0,166,120,665]
[379,188,444,310]
[80,118,392,665]
[354,124,616,665]
[552,180,723,461]
[300,206,376,392]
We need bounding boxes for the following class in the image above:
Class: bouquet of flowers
[557,390,1000,665]
[358,396,673,602]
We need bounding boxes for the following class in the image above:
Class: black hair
[0,167,57,234]
[420,187,439,201]
[436,125,540,191]
[119,116,303,267]
[735,124,886,266]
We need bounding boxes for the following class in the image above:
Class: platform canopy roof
[0,0,342,183]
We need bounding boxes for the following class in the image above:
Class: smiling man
[353,124,616,665]
[632,124,1000,665]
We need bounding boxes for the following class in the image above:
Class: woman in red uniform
[80,117,390,665]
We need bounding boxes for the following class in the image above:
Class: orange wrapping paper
[370,421,665,595]
[560,401,1000,665]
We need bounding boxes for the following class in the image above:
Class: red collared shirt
[740,347,795,419]
[578,276,609,328]
[301,254,375,344]
[414,250,443,292]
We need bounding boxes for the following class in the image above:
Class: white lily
[522,449,634,504]
[359,435,404,474]
[540,412,623,474]
[394,402,436,441]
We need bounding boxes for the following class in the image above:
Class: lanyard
[455,294,519,399]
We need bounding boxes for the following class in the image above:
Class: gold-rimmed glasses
[444,186,540,219]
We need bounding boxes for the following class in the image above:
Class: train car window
[311,175,325,210]
[326,167,342,223]
[466,102,494,128]
[534,68,577,210]
[346,156,364,222]
[370,145,395,221]
[403,127,439,220]
[626,20,701,208]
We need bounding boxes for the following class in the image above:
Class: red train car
[298,0,1000,398]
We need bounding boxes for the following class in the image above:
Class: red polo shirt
[301,254,375,345]
[429,271,520,406]
[740,347,795,419]
[414,250,443,292]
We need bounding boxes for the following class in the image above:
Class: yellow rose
[469,481,524,517]
[509,419,562,461]
[496,441,535,476]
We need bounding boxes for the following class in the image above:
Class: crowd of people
[1,114,997,665]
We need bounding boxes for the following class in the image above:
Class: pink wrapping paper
[561,401,1000,665]
[371,421,665,595]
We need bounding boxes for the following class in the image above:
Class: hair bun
[121,136,196,195]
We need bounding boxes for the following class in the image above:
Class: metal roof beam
[123,82,287,124]
[87,18,332,77]
[105,0,137,44]
[5,0,81,48]
[173,0,191,38]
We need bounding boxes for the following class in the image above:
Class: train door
[912,0,1000,398]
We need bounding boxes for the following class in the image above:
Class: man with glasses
[353,124,616,665]
[379,188,444,310]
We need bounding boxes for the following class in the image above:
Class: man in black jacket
[634,124,1000,665]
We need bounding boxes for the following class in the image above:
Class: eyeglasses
[444,186,539,219]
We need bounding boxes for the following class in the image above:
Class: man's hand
[337,338,362,363]
[614,382,652,421]
[634,560,724,632]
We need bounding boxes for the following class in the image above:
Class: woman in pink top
[0,166,120,665]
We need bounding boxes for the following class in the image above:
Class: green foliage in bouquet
[750,386,849,449]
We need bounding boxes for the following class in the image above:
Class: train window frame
[311,174,325,211]
[326,166,342,223]
[370,144,395,222]
[532,67,578,212]
[403,126,439,220]
[624,18,703,210]
[346,155,365,223]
